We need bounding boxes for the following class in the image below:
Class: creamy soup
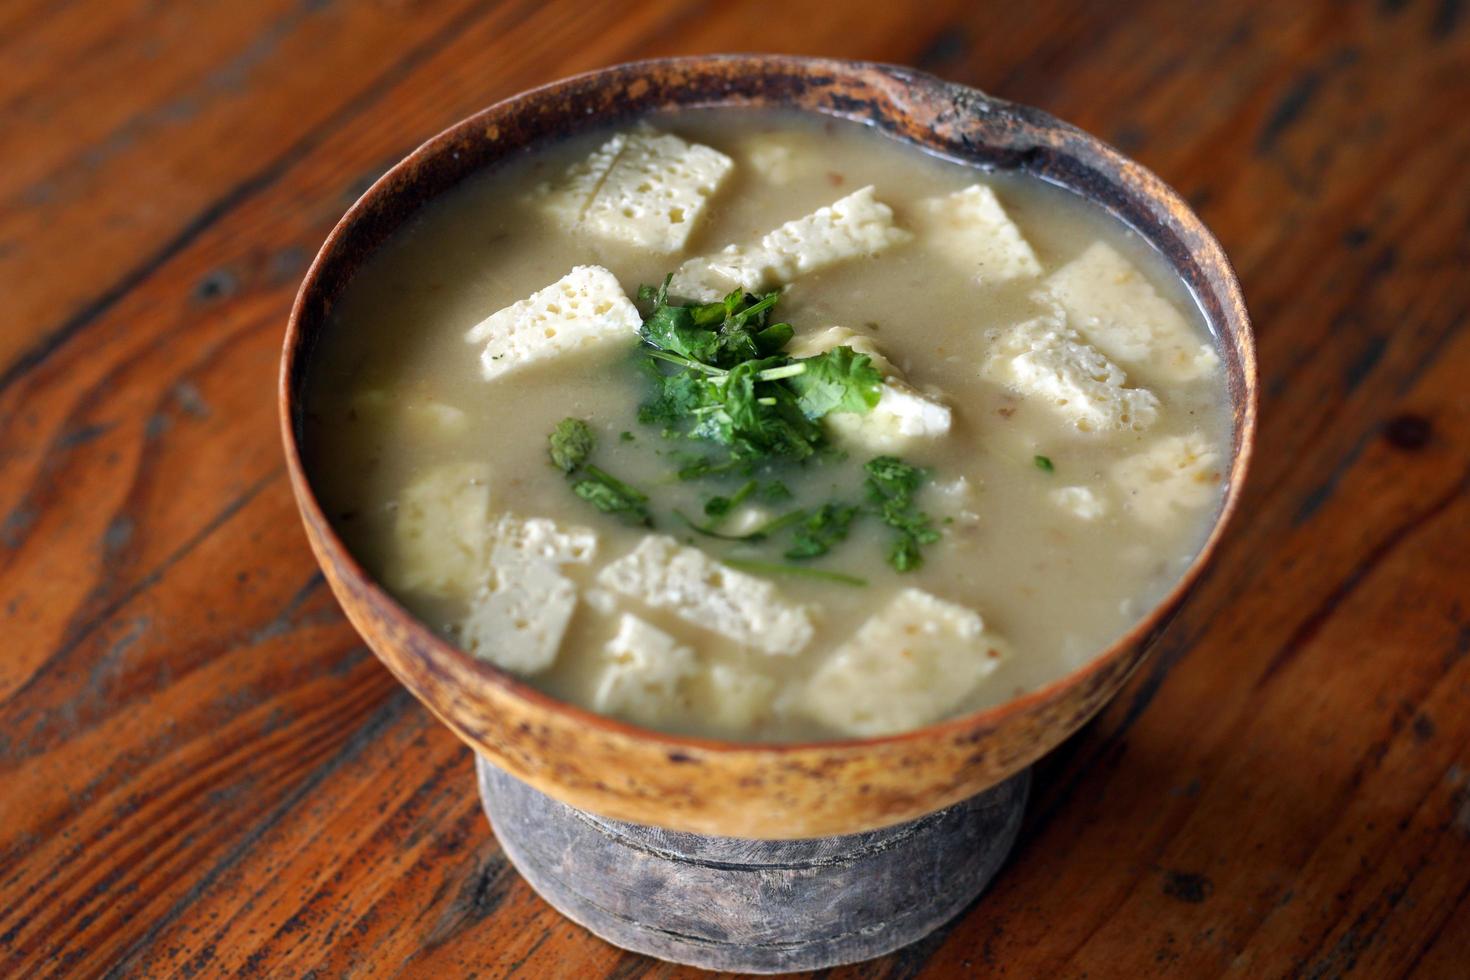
[303,109,1230,743]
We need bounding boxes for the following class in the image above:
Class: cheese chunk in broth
[302,109,1231,743]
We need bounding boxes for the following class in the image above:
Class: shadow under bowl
[279,54,1256,841]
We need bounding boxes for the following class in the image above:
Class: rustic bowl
[280,54,1256,840]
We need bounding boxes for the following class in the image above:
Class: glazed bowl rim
[280,52,1257,759]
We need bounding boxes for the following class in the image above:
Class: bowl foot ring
[476,755,1029,973]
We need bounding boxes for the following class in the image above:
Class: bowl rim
[280,52,1257,759]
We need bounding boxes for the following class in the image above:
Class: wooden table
[3,1,1467,976]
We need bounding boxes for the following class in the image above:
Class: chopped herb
[548,277,960,582]
[548,417,594,473]
[638,277,791,368]
[704,480,758,518]
[722,557,868,587]
[640,366,710,426]
[572,465,652,526]
[785,502,859,560]
[761,480,793,502]
[745,508,811,538]
[786,346,884,419]
[675,454,751,481]
[864,455,941,572]
[888,535,925,572]
[635,277,882,474]
[1034,454,1055,473]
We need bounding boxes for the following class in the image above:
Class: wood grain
[1,0,1466,976]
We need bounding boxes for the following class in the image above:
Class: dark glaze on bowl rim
[280,54,1257,839]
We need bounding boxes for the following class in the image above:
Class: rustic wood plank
[1406,883,1470,978]
[0,0,495,381]
[0,0,699,706]
[1,0,1467,975]
[0,0,298,192]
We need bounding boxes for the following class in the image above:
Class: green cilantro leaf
[704,479,758,519]
[785,502,860,560]
[641,303,722,363]
[888,535,925,572]
[761,480,793,502]
[864,455,941,572]
[639,279,790,369]
[639,368,712,426]
[548,417,594,473]
[572,465,652,526]
[865,455,925,500]
[1034,454,1055,473]
[787,346,884,419]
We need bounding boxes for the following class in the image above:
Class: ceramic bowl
[280,54,1256,839]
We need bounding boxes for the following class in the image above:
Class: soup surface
[303,109,1231,742]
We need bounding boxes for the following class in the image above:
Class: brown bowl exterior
[280,55,1256,840]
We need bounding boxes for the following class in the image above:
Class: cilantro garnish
[544,279,952,581]
[548,417,594,473]
[787,346,884,419]
[761,480,793,502]
[864,456,941,572]
[635,277,882,470]
[704,480,758,519]
[674,454,750,481]
[637,276,791,367]
[785,502,859,560]
[572,466,652,526]
[547,417,652,526]
[1034,454,1055,473]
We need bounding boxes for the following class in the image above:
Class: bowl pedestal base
[475,755,1029,973]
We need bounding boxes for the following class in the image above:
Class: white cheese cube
[748,141,797,184]
[802,588,1009,737]
[536,133,627,226]
[914,183,1041,283]
[464,265,641,382]
[1050,485,1107,521]
[983,304,1161,434]
[744,134,810,185]
[826,381,952,452]
[1045,241,1218,383]
[927,476,981,526]
[1110,432,1224,526]
[385,463,492,598]
[583,133,733,253]
[596,535,815,655]
[788,325,951,451]
[756,185,912,281]
[591,613,696,725]
[350,388,467,438]
[456,513,598,674]
[669,186,911,300]
[537,131,733,253]
[458,546,577,676]
[668,251,754,302]
[490,514,598,565]
[582,587,618,616]
[694,662,778,732]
